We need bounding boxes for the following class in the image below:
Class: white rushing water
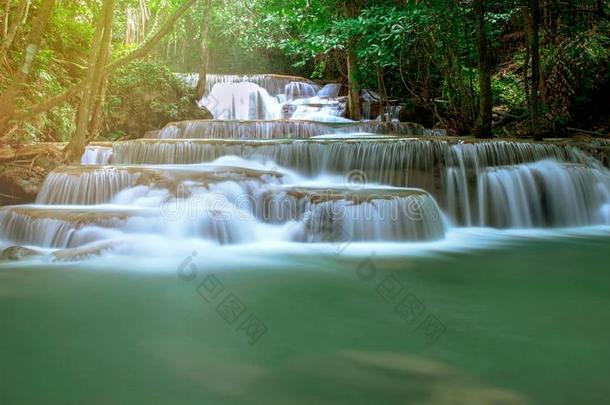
[81,145,112,165]
[185,73,346,122]
[199,75,352,122]
[2,74,610,263]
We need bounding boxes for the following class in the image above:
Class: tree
[474,0,493,138]
[525,0,542,140]
[1,0,199,142]
[0,0,31,61]
[0,0,55,134]
[345,0,362,120]
[66,0,115,161]
[195,0,213,100]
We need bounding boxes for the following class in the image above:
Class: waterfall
[2,71,610,259]
[201,81,341,122]
[477,161,610,227]
[0,206,153,248]
[383,106,403,121]
[154,120,444,140]
[264,187,446,242]
[289,97,349,122]
[284,81,320,100]
[205,74,315,96]
[36,163,285,206]
[37,166,140,205]
[112,138,586,175]
[105,137,610,229]
[178,73,317,97]
[202,82,282,120]
[82,146,112,165]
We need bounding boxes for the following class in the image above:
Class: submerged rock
[52,241,119,262]
[211,351,528,405]
[0,246,43,261]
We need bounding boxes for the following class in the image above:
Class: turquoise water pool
[1,229,609,404]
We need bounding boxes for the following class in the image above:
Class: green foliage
[492,72,526,112]
[2,0,609,142]
[105,61,207,138]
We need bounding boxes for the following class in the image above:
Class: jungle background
[0,0,608,146]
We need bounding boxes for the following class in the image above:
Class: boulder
[106,61,213,139]
[0,143,64,205]
[398,102,435,128]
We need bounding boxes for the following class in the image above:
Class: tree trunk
[2,0,10,40]
[195,0,213,100]
[345,0,361,120]
[0,0,52,135]
[597,0,606,17]
[376,65,387,121]
[526,0,542,140]
[66,0,115,162]
[88,75,109,141]
[474,0,493,138]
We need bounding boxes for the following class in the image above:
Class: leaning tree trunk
[0,0,54,135]
[195,0,213,100]
[66,0,115,162]
[345,0,361,120]
[474,0,493,138]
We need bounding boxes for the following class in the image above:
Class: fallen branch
[0,191,22,200]
[567,127,609,137]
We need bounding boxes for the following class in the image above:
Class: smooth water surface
[1,230,610,404]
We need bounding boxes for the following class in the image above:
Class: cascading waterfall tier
[107,137,610,228]
[476,161,610,227]
[189,74,415,123]
[112,137,587,172]
[284,81,320,100]
[152,120,445,140]
[36,164,285,205]
[0,205,155,248]
[261,186,446,242]
[81,145,112,165]
[180,73,317,97]
[199,80,363,122]
[202,82,282,120]
[0,201,258,248]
